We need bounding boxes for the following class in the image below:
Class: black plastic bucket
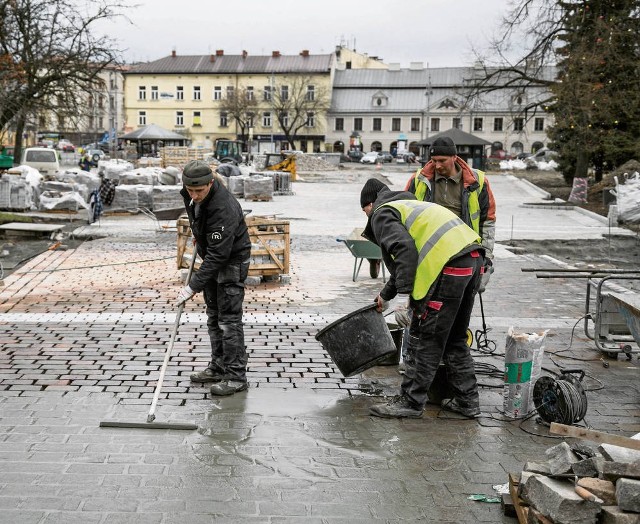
[377,324,403,366]
[315,304,397,377]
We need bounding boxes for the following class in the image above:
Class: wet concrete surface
[0,166,639,523]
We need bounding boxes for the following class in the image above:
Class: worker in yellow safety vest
[360,178,484,419]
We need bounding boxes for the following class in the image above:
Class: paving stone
[616,478,640,513]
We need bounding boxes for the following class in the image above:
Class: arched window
[511,141,523,155]
[333,141,344,153]
[371,141,382,152]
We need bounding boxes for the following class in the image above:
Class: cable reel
[533,370,588,425]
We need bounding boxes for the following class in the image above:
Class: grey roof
[330,67,555,114]
[417,128,492,147]
[127,53,333,75]
[120,124,187,141]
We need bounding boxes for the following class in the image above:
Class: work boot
[369,396,423,419]
[209,380,248,396]
[440,398,480,418]
[190,368,225,383]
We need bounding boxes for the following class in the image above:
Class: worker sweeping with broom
[360,178,485,419]
[177,160,252,396]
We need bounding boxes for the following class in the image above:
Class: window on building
[193,86,201,100]
[99,95,105,109]
[193,111,201,126]
[494,117,503,132]
[213,86,222,100]
[176,86,184,100]
[263,111,271,127]
[98,116,103,129]
[391,118,401,132]
[226,86,234,99]
[263,85,272,101]
[306,85,315,101]
[473,117,483,131]
[411,118,420,132]
[281,112,289,127]
[335,117,344,131]
[246,86,254,100]
[354,118,363,131]
[430,118,440,132]
[151,86,158,100]
[373,118,382,131]
[220,112,228,127]
[534,117,544,131]
[138,86,146,100]
[306,112,314,127]
[138,111,146,126]
[176,111,184,126]
[513,117,524,132]
[453,117,462,130]
[247,112,254,127]
[281,85,289,100]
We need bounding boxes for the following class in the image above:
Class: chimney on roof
[242,50,248,59]
[171,49,176,58]
[272,50,280,58]
[209,54,215,63]
[300,50,309,57]
[216,49,224,56]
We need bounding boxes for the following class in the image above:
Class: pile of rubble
[293,153,336,172]
[511,437,640,523]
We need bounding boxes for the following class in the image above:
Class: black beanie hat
[429,137,457,157]
[360,178,389,208]
[182,160,213,186]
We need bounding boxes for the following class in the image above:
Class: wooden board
[550,423,640,450]
[508,472,529,524]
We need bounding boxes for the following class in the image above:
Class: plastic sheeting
[612,172,640,224]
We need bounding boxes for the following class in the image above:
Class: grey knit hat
[429,137,457,157]
[182,160,213,186]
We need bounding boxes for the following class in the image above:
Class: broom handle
[147,251,197,423]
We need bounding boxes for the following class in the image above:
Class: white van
[21,147,60,175]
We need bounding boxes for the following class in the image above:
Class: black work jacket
[180,179,251,292]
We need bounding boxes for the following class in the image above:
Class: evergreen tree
[548,0,640,182]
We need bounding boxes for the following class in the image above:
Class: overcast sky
[98,0,512,67]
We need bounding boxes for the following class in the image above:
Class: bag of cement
[160,166,180,185]
[503,327,548,418]
[613,172,640,224]
[244,175,273,201]
[100,159,134,179]
[216,164,242,177]
[227,175,247,197]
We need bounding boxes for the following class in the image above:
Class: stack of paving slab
[512,436,640,523]
[0,173,29,210]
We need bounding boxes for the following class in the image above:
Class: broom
[100,253,198,430]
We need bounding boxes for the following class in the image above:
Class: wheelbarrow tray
[337,238,386,282]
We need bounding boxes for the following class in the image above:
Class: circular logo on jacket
[210,226,224,242]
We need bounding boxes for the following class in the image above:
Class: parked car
[21,147,60,175]
[488,149,511,160]
[56,140,75,153]
[530,148,558,162]
[360,151,384,164]
[346,149,364,161]
[86,149,105,162]
[379,151,393,163]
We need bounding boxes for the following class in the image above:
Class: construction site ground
[0,163,638,523]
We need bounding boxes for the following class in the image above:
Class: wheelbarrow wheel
[368,259,381,278]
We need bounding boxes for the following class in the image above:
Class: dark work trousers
[203,259,250,383]
[402,250,483,409]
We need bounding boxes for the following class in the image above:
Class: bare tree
[466,0,640,182]
[218,86,259,145]
[271,75,330,150]
[0,0,127,160]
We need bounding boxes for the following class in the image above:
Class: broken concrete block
[520,474,601,524]
[518,471,544,498]
[616,478,640,513]
[546,441,581,475]
[600,505,640,524]
[573,457,606,478]
[244,276,262,286]
[600,444,640,464]
[525,461,553,475]
[577,477,617,505]
[603,462,640,482]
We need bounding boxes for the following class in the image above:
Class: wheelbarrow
[336,235,386,283]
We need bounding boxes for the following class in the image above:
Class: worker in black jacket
[177,161,251,396]
[360,178,484,419]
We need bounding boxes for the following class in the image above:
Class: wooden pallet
[176,215,290,278]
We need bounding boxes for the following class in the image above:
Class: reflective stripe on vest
[414,169,485,235]
[380,200,481,300]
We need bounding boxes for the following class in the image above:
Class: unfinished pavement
[0,166,638,523]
